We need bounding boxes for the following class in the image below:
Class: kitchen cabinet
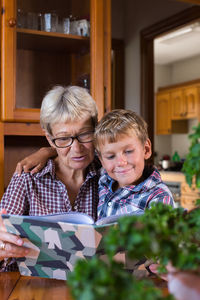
[171,89,186,120]
[156,79,200,135]
[171,85,200,120]
[156,91,171,135]
[183,85,200,119]
[0,0,111,196]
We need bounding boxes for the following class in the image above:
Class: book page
[2,211,95,225]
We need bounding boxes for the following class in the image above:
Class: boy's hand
[15,147,57,175]
[148,263,176,281]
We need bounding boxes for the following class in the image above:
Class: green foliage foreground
[68,258,173,300]
[68,203,200,300]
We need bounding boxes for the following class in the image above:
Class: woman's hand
[0,209,29,260]
[15,147,57,175]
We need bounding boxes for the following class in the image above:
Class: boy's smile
[99,133,152,188]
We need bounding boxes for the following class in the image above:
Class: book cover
[2,213,117,280]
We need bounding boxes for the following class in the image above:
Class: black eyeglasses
[51,131,94,148]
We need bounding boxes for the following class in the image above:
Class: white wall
[123,0,192,113]
[171,55,200,84]
[154,64,171,91]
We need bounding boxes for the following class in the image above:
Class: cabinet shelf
[4,122,44,136]
[17,28,90,53]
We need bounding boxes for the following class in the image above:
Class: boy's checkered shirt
[97,166,174,219]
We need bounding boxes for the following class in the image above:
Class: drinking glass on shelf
[38,13,43,31]
[43,13,58,32]
[27,12,38,30]
[63,17,70,34]
[17,8,26,28]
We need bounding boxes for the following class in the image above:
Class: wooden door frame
[140,5,200,153]
[111,38,124,110]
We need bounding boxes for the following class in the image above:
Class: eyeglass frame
[51,131,95,148]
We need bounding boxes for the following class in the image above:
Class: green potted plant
[67,204,200,300]
[182,123,200,188]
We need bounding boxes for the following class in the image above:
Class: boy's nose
[117,155,127,166]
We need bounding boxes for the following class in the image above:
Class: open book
[2,212,125,280]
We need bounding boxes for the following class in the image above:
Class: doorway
[154,20,200,165]
[140,5,200,157]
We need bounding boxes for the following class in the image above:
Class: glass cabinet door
[1,0,111,121]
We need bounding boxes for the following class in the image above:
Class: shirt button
[108,202,111,207]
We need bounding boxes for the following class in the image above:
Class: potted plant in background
[182,123,200,188]
[67,204,200,300]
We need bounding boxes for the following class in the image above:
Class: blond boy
[94,109,174,219]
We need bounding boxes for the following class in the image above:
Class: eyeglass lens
[53,131,94,148]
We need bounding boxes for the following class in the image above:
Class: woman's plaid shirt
[1,158,101,220]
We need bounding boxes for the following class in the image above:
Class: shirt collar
[35,159,56,178]
[99,166,162,192]
[35,156,101,180]
[85,155,101,180]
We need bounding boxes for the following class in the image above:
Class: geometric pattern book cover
[2,214,114,280]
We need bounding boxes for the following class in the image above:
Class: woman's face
[47,117,95,171]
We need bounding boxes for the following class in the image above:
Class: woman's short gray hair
[40,85,98,135]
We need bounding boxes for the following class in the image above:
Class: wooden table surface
[0,272,169,300]
[0,272,73,300]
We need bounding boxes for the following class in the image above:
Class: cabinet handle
[8,18,17,27]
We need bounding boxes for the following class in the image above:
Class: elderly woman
[0,85,101,270]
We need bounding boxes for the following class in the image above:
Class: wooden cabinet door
[156,92,171,135]
[183,86,199,119]
[1,0,40,121]
[171,89,186,120]
[1,0,111,122]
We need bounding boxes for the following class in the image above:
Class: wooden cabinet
[171,89,186,120]
[0,0,111,196]
[171,85,200,120]
[1,0,111,121]
[183,85,200,119]
[156,92,171,135]
[156,80,200,135]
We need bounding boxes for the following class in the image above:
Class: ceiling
[154,21,200,65]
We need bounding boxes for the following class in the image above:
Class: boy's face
[98,133,152,188]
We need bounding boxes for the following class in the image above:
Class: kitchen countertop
[159,171,185,183]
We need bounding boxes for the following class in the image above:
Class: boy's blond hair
[94,109,149,152]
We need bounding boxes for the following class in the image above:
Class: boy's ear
[144,138,152,160]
